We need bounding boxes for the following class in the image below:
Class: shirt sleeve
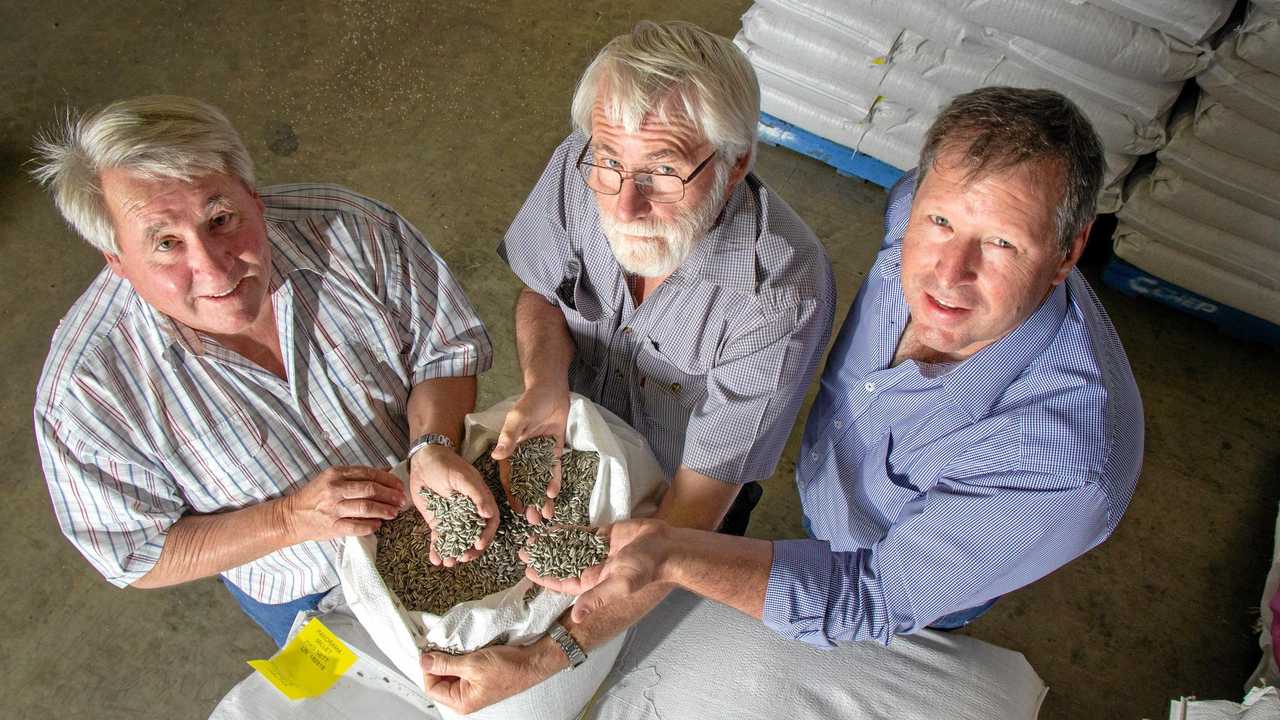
[380,211,494,384]
[682,280,837,484]
[763,472,1110,647]
[499,135,582,303]
[35,400,184,588]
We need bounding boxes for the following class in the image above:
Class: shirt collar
[667,175,759,295]
[939,278,1070,421]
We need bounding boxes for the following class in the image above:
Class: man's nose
[934,240,979,287]
[613,179,651,223]
[188,232,236,278]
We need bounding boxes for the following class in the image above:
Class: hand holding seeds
[281,466,407,542]
[492,386,568,524]
[522,519,670,623]
[410,445,498,566]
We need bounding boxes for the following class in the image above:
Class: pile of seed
[525,527,610,580]
[375,443,600,615]
[509,435,556,509]
[418,489,483,561]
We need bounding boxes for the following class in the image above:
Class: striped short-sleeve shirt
[501,133,836,483]
[764,171,1144,647]
[34,184,493,603]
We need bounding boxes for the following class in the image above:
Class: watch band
[548,622,588,668]
[406,432,456,462]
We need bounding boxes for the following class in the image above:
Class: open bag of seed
[339,393,665,718]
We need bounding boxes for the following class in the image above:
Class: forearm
[407,375,478,446]
[133,499,295,589]
[514,287,574,390]
[661,526,772,620]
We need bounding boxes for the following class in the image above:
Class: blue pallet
[758,113,905,189]
[1102,258,1280,348]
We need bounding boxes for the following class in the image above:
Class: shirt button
[622,326,634,336]
[833,419,844,430]
[809,451,819,462]
[864,382,876,393]
[669,382,682,394]
[615,370,624,381]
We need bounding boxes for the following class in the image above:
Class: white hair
[29,95,255,254]
[571,21,760,172]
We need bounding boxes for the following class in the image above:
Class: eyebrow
[142,194,232,243]
[590,140,687,164]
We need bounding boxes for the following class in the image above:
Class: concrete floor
[2,2,1277,718]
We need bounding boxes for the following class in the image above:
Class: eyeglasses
[575,136,717,204]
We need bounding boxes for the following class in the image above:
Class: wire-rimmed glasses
[575,136,717,204]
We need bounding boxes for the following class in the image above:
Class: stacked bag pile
[1115,0,1280,333]
[734,0,1234,211]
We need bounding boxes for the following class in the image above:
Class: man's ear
[103,251,125,278]
[1052,220,1091,285]
[729,150,751,187]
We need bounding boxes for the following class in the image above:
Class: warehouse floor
[3,2,1278,719]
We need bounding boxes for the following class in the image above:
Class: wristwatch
[547,622,588,668]
[406,432,456,462]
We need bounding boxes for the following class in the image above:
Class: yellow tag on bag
[248,618,357,700]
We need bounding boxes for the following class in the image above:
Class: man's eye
[156,238,177,252]
[928,214,950,228]
[992,237,1015,249]
[652,165,678,176]
[211,212,232,227]
[600,158,623,170]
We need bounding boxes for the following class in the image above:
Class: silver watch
[548,622,587,668]
[406,432,456,462]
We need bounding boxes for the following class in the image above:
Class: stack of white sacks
[734,0,1234,212]
[1116,0,1280,330]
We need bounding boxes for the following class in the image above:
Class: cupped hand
[492,385,569,524]
[410,445,498,566]
[520,519,670,623]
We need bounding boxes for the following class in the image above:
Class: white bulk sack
[932,0,1210,82]
[1197,45,1280,135]
[1074,0,1234,46]
[1238,8,1280,76]
[1113,223,1280,327]
[339,394,665,718]
[1159,114,1280,221]
[1146,164,1280,253]
[1194,92,1280,172]
[1119,176,1280,290]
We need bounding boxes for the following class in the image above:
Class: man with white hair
[31,96,497,647]
[420,21,834,712]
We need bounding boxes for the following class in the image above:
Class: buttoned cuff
[763,539,839,649]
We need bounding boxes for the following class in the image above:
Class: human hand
[521,519,670,623]
[421,639,565,714]
[410,445,498,567]
[281,466,406,542]
[491,385,569,524]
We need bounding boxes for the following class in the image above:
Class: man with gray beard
[418,21,834,713]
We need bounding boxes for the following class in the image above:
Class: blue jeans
[800,513,998,630]
[220,577,330,647]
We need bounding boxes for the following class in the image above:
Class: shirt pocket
[162,412,277,513]
[634,340,709,433]
[853,431,924,531]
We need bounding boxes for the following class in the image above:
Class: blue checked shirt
[35,185,492,603]
[501,133,835,484]
[764,172,1143,646]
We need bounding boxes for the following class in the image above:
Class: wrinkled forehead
[589,92,708,159]
[918,153,1062,236]
[101,169,244,227]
